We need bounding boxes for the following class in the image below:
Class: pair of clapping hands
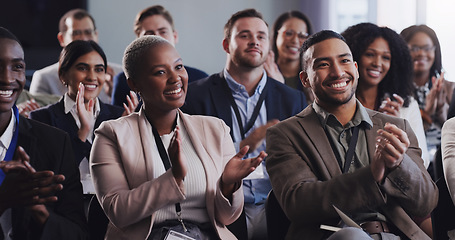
[0,147,64,225]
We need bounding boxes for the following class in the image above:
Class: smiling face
[224,17,269,69]
[138,15,177,45]
[276,17,308,61]
[0,38,25,114]
[128,43,188,115]
[358,37,391,88]
[62,51,106,102]
[407,31,435,74]
[300,38,359,110]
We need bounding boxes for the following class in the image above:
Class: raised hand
[424,71,444,115]
[378,94,404,117]
[17,99,41,118]
[122,91,139,116]
[371,123,410,182]
[263,50,285,84]
[168,126,187,184]
[240,119,280,153]
[220,146,267,198]
[76,82,95,141]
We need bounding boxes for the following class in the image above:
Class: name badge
[164,230,197,240]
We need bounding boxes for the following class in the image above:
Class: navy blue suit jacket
[29,99,124,165]
[111,66,208,107]
[181,72,307,131]
[12,116,88,239]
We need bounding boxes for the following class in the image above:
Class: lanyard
[149,116,188,232]
[222,79,268,140]
[324,125,360,173]
[0,105,20,185]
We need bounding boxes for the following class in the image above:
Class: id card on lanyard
[0,106,20,185]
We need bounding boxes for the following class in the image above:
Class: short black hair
[400,25,442,78]
[342,22,414,108]
[0,27,21,46]
[224,8,268,40]
[58,40,107,80]
[299,30,346,71]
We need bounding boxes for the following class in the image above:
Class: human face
[129,43,188,115]
[62,51,106,102]
[224,17,269,69]
[0,39,25,114]
[276,17,308,61]
[59,17,98,47]
[138,15,177,45]
[358,37,391,88]
[407,32,435,74]
[300,38,359,110]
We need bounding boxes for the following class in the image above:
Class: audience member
[0,27,87,239]
[29,40,130,196]
[265,10,314,103]
[30,8,123,104]
[400,25,455,160]
[181,9,307,240]
[90,35,266,239]
[266,30,437,239]
[111,5,208,107]
[341,23,429,168]
[441,116,455,238]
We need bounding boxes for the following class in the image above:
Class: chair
[431,177,455,240]
[265,190,290,240]
[87,195,109,240]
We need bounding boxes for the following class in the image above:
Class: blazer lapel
[209,73,233,128]
[136,109,157,183]
[297,106,343,178]
[265,79,281,121]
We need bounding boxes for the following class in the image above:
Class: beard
[232,51,267,69]
[313,75,357,107]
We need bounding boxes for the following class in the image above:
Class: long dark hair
[342,22,414,108]
[272,11,313,62]
[58,40,107,79]
[400,24,442,79]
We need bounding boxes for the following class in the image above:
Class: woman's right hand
[76,83,95,142]
[168,126,187,184]
[264,50,285,84]
[424,71,444,116]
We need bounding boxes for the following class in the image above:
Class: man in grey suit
[265,30,437,239]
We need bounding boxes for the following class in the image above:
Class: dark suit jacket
[181,72,307,131]
[12,116,88,239]
[111,66,208,107]
[266,105,438,240]
[29,99,124,165]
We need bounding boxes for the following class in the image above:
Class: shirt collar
[63,93,101,117]
[223,68,268,95]
[313,99,373,129]
[0,109,16,154]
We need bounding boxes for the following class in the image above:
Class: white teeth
[0,90,13,97]
[368,70,380,76]
[289,47,299,52]
[165,88,182,95]
[331,82,347,88]
[84,84,97,90]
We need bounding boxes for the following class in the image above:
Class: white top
[398,97,430,168]
[0,109,15,160]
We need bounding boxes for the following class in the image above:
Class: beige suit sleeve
[442,117,455,206]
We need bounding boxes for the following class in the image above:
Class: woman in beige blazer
[90,36,265,240]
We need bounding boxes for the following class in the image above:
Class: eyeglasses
[68,29,95,38]
[282,29,309,41]
[409,45,436,53]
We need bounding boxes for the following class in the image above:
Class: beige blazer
[266,105,438,240]
[90,109,242,240]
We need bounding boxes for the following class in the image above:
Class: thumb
[236,145,250,159]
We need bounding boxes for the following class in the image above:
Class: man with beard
[182,8,307,240]
[265,30,437,239]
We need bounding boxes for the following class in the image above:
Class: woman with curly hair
[341,23,429,168]
[264,10,315,103]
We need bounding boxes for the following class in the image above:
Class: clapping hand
[379,94,404,117]
[371,123,410,182]
[76,82,95,142]
[122,91,139,116]
[168,126,187,185]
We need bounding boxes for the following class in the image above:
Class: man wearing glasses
[29,9,122,104]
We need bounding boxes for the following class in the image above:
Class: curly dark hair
[400,24,442,79]
[341,22,414,108]
[271,11,313,62]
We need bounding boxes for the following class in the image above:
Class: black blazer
[12,116,88,239]
[29,98,124,165]
[181,72,308,132]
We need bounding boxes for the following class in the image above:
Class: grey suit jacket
[266,105,438,240]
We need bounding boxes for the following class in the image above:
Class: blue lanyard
[0,105,20,184]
